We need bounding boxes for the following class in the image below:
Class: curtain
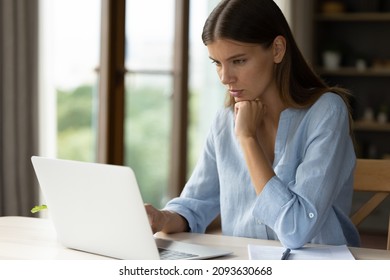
[0,0,39,216]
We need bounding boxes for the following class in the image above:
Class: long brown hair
[202,0,353,124]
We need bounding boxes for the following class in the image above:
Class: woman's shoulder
[285,92,348,122]
[303,92,351,131]
[310,92,349,117]
[314,92,346,110]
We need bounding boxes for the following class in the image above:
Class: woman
[146,0,360,249]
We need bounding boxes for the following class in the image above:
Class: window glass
[187,0,226,176]
[126,0,174,71]
[40,0,100,161]
[124,0,175,208]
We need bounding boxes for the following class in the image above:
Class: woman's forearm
[238,136,275,195]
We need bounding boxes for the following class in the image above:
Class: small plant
[31,204,48,213]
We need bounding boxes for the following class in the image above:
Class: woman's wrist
[160,210,189,233]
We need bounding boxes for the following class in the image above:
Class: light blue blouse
[165,92,360,249]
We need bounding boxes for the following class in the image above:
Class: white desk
[1,216,389,260]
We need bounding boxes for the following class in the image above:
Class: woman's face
[207,39,278,103]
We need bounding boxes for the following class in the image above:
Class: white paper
[248,244,355,260]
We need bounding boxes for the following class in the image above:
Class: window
[124,0,175,207]
[187,0,226,176]
[121,0,226,207]
[39,0,101,161]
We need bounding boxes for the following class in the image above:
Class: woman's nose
[219,67,235,85]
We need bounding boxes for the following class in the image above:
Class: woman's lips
[229,89,243,98]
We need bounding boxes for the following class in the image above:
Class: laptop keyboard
[158,247,198,260]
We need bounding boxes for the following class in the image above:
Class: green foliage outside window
[56,83,201,208]
[57,85,96,162]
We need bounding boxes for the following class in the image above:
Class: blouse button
[308,212,315,219]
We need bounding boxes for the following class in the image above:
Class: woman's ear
[273,35,286,64]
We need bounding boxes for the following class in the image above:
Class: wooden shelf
[317,67,390,77]
[316,13,390,22]
[313,1,390,160]
[353,121,390,132]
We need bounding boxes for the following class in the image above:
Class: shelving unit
[317,68,390,77]
[313,0,390,159]
[316,12,390,21]
[354,121,390,132]
[311,1,390,242]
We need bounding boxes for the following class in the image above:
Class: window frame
[98,0,126,165]
[98,0,190,197]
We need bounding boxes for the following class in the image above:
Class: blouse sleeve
[163,112,222,233]
[252,94,356,249]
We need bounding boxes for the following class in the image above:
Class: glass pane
[125,0,175,71]
[40,0,100,162]
[125,0,174,208]
[124,75,172,208]
[187,0,226,176]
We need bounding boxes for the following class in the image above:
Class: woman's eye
[211,60,221,66]
[233,59,246,65]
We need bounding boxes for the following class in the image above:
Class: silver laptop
[31,156,231,260]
